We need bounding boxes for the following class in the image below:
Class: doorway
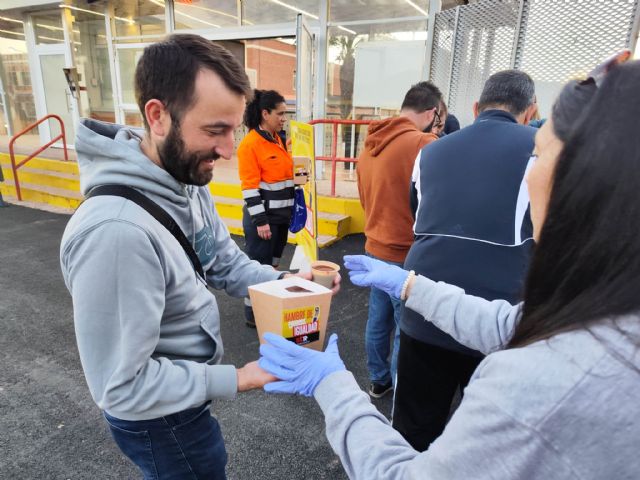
[112,17,314,143]
[27,11,78,147]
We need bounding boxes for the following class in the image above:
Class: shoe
[368,381,393,399]
[244,305,256,328]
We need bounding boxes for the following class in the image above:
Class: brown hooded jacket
[357,116,438,263]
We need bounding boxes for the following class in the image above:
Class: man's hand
[257,224,272,240]
[283,271,341,295]
[237,360,277,392]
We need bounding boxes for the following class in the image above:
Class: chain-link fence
[429,0,640,126]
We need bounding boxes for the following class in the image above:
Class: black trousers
[392,330,482,452]
[242,208,289,267]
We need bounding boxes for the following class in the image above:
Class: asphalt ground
[0,204,393,480]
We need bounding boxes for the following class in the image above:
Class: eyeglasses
[433,108,442,129]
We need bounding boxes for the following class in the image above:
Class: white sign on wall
[353,40,427,110]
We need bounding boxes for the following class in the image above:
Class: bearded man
[60,34,339,479]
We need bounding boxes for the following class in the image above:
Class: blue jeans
[104,403,227,480]
[365,255,403,386]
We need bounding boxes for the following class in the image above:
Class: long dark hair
[509,61,640,348]
[244,89,285,130]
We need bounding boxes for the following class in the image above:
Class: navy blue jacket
[403,110,536,355]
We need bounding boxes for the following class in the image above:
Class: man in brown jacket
[356,81,443,397]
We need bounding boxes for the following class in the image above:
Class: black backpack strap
[85,184,205,280]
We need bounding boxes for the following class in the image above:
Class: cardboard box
[293,156,310,185]
[248,276,332,351]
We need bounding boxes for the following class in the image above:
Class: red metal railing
[309,119,372,196]
[9,114,68,201]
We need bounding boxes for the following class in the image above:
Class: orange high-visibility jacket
[238,129,294,226]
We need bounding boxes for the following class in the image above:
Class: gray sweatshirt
[60,119,280,421]
[315,275,640,479]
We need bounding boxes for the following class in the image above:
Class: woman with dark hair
[258,55,639,478]
[238,89,294,326]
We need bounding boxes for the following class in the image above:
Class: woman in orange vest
[238,89,294,326]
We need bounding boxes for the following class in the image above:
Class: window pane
[327,21,427,118]
[174,0,239,29]
[113,0,165,39]
[116,47,143,105]
[325,21,427,162]
[242,0,320,25]
[0,15,37,136]
[330,0,428,22]
[39,53,75,140]
[32,11,65,44]
[245,38,296,100]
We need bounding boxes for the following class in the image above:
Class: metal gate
[429,0,640,126]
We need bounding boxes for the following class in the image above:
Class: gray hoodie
[60,119,280,421]
[315,275,640,479]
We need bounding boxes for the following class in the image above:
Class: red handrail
[308,119,372,196]
[9,114,68,201]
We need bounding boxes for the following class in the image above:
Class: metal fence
[429,0,640,126]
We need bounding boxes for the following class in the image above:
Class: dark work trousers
[392,330,483,452]
[242,207,289,267]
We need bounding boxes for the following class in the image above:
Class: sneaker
[368,381,393,399]
[244,305,256,328]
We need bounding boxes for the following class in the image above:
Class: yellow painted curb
[0,156,365,236]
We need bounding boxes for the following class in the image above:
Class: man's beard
[157,121,219,186]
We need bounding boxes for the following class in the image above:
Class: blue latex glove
[343,255,410,299]
[259,332,346,397]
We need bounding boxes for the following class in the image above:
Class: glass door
[114,43,147,126]
[27,11,78,146]
[34,46,78,144]
[296,14,314,123]
[0,75,10,136]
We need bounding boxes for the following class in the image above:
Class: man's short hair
[477,70,535,116]
[401,81,443,113]
[135,34,252,129]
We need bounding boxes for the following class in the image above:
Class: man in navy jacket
[396,70,538,451]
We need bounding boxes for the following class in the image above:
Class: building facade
[1,0,454,154]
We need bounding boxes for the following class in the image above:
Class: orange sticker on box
[282,306,321,346]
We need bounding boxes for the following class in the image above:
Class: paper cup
[311,261,340,289]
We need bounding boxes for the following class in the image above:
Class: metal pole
[314,0,329,179]
[60,116,69,161]
[467,27,482,103]
[424,0,442,80]
[0,61,14,137]
[446,6,462,108]
[510,0,529,70]
[165,0,176,32]
[483,28,496,79]
[331,122,338,196]
[0,163,6,207]
[104,2,121,125]
[629,0,640,52]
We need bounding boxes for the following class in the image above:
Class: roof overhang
[1,0,59,11]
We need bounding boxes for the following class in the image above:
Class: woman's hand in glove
[259,333,346,397]
[343,255,410,299]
